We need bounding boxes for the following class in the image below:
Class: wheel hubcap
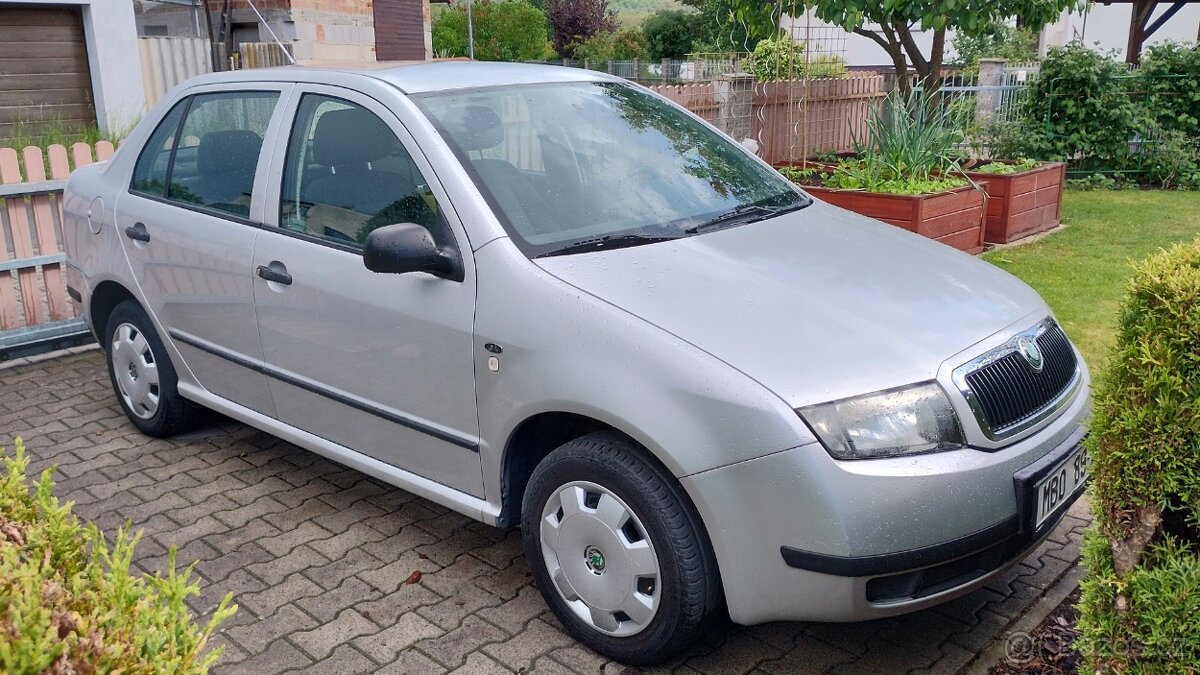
[110,322,160,420]
[540,481,661,637]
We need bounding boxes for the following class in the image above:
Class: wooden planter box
[803,183,988,254]
[963,162,1065,244]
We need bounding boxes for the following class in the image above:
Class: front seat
[192,129,263,213]
[442,105,558,237]
[305,107,414,217]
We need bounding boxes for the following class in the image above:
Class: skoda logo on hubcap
[584,546,606,574]
[1017,336,1044,372]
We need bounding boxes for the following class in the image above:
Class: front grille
[965,323,1078,433]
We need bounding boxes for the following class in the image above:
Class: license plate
[1033,444,1089,528]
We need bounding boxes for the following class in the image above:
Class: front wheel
[105,300,203,437]
[521,432,722,665]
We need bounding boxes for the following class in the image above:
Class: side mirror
[363,223,463,281]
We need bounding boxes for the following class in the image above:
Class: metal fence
[536,54,748,85]
[139,38,294,107]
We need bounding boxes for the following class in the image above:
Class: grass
[983,190,1200,373]
[1,117,124,154]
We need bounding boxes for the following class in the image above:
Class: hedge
[1076,239,1200,671]
[0,439,236,673]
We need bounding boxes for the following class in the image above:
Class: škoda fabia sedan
[63,62,1089,664]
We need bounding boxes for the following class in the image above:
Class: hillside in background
[610,0,684,25]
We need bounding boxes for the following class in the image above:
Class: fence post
[607,60,614,74]
[715,72,755,142]
[633,58,641,83]
[975,58,1007,123]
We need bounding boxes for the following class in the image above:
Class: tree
[432,0,552,61]
[678,0,777,52]
[712,0,1075,95]
[800,0,1074,96]
[571,27,648,62]
[642,10,705,60]
[544,0,619,58]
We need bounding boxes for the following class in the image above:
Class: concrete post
[715,72,755,142]
[975,58,1007,124]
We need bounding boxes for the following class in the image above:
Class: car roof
[186,60,620,94]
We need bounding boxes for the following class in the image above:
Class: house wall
[786,6,1200,69]
[1041,5,1200,59]
[2,0,146,134]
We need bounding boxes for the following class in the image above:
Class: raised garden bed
[803,182,988,254]
[965,161,1066,244]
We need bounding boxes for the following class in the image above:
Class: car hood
[534,200,1048,408]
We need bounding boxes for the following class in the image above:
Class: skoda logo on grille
[1017,336,1044,372]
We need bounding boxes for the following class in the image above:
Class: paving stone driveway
[2,347,1092,675]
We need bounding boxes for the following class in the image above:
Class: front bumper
[682,374,1090,625]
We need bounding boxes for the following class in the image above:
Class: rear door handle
[256,265,293,285]
[124,222,150,243]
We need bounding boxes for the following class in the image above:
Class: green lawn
[982,190,1200,373]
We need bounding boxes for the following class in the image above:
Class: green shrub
[950,22,1038,73]
[432,0,552,61]
[745,36,848,81]
[1145,129,1200,190]
[1138,41,1200,139]
[569,26,647,62]
[1026,43,1145,169]
[0,439,236,674]
[642,9,704,60]
[1076,239,1200,672]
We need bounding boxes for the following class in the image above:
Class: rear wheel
[521,431,722,664]
[105,300,203,437]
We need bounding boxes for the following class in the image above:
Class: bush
[569,26,647,62]
[642,9,704,60]
[950,22,1037,72]
[544,0,618,58]
[1145,129,1200,190]
[745,36,848,81]
[432,0,553,61]
[1138,41,1200,139]
[0,438,236,674]
[1028,43,1145,168]
[1076,240,1200,672]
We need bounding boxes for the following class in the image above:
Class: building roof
[190,61,616,94]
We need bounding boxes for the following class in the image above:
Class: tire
[521,431,722,665]
[104,300,203,437]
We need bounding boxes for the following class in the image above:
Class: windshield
[413,82,809,257]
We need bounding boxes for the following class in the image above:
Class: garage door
[0,5,96,137]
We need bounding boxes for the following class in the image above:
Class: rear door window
[130,91,279,219]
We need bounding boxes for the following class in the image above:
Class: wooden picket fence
[0,141,114,358]
[647,74,887,165]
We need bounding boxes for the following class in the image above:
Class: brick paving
[1,347,1092,675]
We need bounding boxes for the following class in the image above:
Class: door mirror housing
[363,223,463,281]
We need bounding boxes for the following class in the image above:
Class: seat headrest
[441,105,504,152]
[197,129,263,176]
[312,108,396,167]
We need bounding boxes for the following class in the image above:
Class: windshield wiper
[684,201,808,234]
[538,233,680,258]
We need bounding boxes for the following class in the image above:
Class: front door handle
[124,222,150,243]
[256,264,293,285]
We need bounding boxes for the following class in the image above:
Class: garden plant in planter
[779,92,988,254]
[963,158,1066,244]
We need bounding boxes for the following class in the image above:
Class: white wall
[1041,4,1200,59]
[786,4,1200,69]
[6,0,147,134]
[783,12,955,68]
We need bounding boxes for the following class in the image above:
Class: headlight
[797,382,965,460]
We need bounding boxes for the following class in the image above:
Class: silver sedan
[62,61,1090,664]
